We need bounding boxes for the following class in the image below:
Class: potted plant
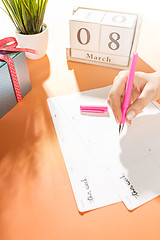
[0,0,48,59]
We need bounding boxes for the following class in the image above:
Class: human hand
[107,71,160,124]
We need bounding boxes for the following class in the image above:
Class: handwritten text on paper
[120,173,139,198]
[81,177,94,204]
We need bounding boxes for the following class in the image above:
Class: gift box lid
[0,52,20,68]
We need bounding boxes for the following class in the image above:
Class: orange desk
[1,51,160,240]
[1,4,160,237]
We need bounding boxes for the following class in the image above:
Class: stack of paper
[48,86,160,211]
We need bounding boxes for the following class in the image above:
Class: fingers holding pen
[126,80,156,121]
[107,71,129,123]
[108,69,160,126]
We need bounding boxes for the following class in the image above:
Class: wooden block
[67,7,142,69]
[100,12,137,57]
[71,49,129,66]
[70,8,105,52]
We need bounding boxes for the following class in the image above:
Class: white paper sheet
[48,95,120,212]
[48,86,160,211]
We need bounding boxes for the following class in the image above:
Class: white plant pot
[15,25,48,60]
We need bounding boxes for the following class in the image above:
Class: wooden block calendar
[66,7,142,69]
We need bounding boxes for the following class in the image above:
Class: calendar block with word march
[66,7,142,69]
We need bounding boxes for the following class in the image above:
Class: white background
[0,0,160,70]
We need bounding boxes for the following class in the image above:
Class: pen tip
[119,124,124,135]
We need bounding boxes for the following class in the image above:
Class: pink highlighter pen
[119,53,138,135]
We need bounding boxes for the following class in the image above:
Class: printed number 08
[77,28,121,51]
[108,32,120,50]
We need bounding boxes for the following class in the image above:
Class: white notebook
[48,86,160,211]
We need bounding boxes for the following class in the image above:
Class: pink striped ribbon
[0,37,37,102]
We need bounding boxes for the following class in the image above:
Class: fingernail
[115,117,119,124]
[126,110,136,120]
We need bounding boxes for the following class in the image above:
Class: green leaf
[0,5,8,15]
[1,0,26,33]
[38,0,48,31]
[0,0,48,34]
[1,0,20,30]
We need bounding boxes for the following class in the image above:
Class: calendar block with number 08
[66,7,142,68]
